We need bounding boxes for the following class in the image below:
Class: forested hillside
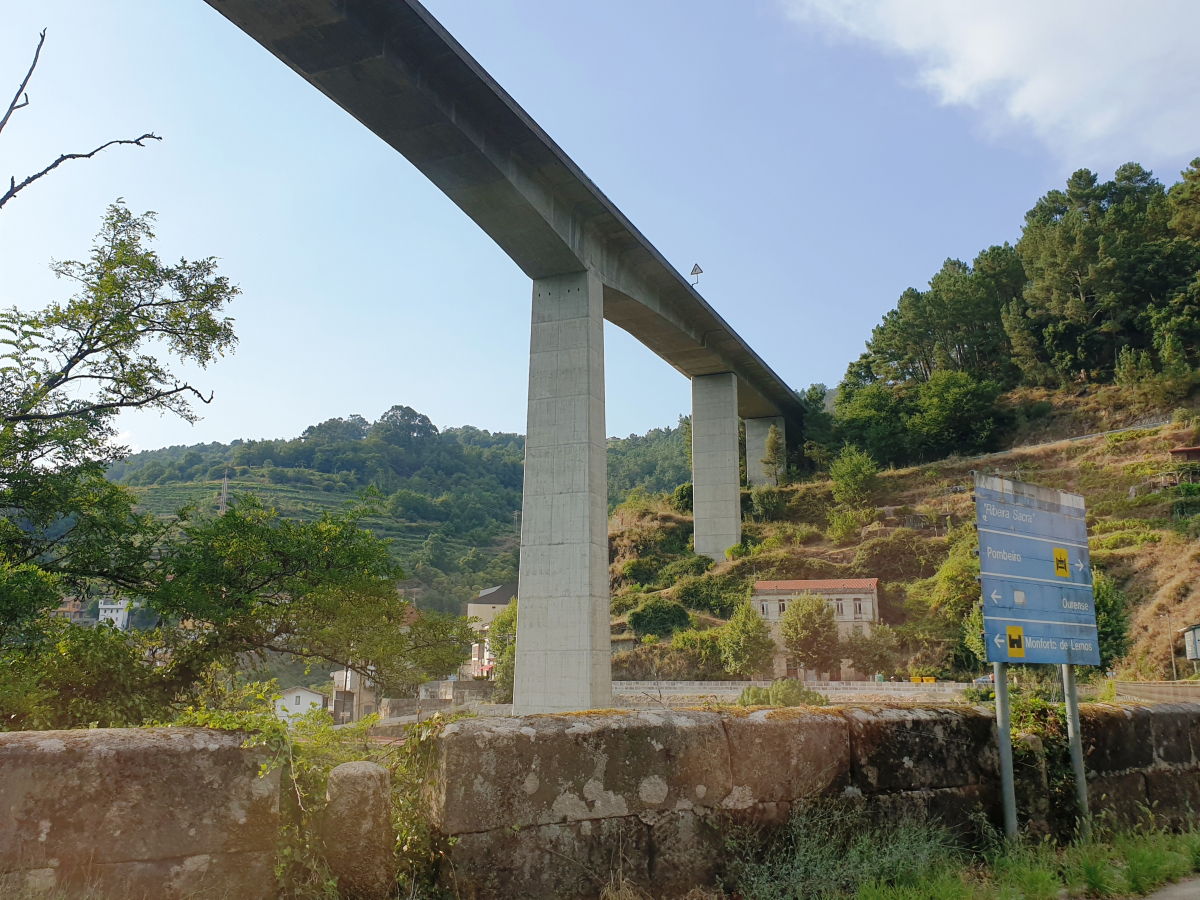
[804,160,1200,470]
[109,406,690,613]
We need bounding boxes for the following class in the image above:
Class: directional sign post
[975,473,1097,840]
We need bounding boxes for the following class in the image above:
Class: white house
[98,598,131,631]
[274,686,329,721]
[752,578,881,680]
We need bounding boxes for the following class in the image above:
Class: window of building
[854,598,863,618]
[836,599,844,617]
[760,602,768,616]
[779,601,787,615]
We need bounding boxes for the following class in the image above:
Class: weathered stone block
[0,728,278,899]
[1145,769,1200,827]
[1088,772,1148,826]
[843,707,997,794]
[720,709,850,806]
[646,810,726,897]
[426,711,732,835]
[1013,734,1052,838]
[320,761,393,900]
[867,783,999,834]
[1082,705,1154,773]
[448,816,649,900]
[1148,703,1197,767]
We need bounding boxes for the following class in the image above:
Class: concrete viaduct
[205,0,805,713]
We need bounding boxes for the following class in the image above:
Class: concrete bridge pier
[745,416,785,487]
[691,373,743,561]
[512,271,612,715]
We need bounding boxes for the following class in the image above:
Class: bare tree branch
[1,134,162,210]
[0,28,44,139]
[2,383,213,424]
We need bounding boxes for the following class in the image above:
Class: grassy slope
[608,411,1200,680]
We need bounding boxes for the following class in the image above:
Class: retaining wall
[0,728,279,899]
[425,703,1200,900]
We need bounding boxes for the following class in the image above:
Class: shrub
[671,482,693,512]
[627,597,690,638]
[620,557,660,585]
[735,678,829,707]
[653,555,711,588]
[830,443,878,506]
[750,484,787,521]
[826,506,871,544]
[671,572,745,617]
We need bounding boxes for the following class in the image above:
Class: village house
[751,578,881,680]
[330,668,376,724]
[273,686,329,721]
[463,583,517,679]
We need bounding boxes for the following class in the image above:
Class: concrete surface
[744,416,785,487]
[1146,878,1200,899]
[0,728,279,899]
[201,0,803,425]
[513,271,612,714]
[691,373,742,560]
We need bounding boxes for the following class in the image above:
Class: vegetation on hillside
[820,160,1200,469]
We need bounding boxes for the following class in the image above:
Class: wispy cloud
[782,0,1200,167]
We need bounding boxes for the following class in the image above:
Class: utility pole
[219,470,229,515]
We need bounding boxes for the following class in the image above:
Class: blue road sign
[975,474,1100,666]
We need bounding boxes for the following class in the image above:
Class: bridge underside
[205,0,805,712]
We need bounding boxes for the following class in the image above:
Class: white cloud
[783,0,1200,167]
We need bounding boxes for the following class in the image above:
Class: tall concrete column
[691,373,742,560]
[513,270,611,714]
[745,416,785,487]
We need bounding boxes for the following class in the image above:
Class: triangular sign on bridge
[690,264,703,276]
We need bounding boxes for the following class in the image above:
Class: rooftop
[754,579,880,592]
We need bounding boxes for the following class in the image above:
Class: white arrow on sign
[991,590,1002,604]
[1075,559,1084,572]
[994,634,1005,649]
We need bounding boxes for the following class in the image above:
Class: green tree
[1015,164,1200,382]
[1,204,237,638]
[829,443,878,507]
[906,371,1004,460]
[761,423,786,486]
[718,602,776,677]
[488,599,518,703]
[842,624,899,677]
[779,592,841,674]
[1092,570,1131,670]
[1169,158,1200,239]
[151,495,473,696]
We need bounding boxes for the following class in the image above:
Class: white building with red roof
[752,578,881,679]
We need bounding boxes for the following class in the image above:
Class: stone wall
[0,728,279,899]
[425,703,1200,900]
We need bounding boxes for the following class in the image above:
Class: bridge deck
[205,0,803,423]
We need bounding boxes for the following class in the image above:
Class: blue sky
[2,1,1198,451]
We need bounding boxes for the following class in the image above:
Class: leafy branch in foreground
[151,495,475,696]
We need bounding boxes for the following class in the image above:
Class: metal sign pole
[993,661,1018,842]
[1061,663,1091,841]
